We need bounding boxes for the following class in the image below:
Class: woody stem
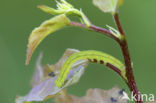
[114,12,142,103]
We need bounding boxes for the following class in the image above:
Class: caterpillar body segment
[56,50,125,88]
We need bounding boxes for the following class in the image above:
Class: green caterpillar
[56,50,126,88]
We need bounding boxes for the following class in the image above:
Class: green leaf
[38,0,91,27]
[56,50,126,88]
[26,14,70,65]
[93,0,123,14]
[38,5,65,15]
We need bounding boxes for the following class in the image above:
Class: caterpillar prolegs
[56,50,126,88]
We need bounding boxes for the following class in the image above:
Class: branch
[114,12,142,103]
[69,22,120,43]
[114,13,125,36]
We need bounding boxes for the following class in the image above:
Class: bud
[106,25,123,40]
[38,0,91,27]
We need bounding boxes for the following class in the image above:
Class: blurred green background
[0,0,156,103]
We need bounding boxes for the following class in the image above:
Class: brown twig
[69,22,121,43]
[114,12,142,103]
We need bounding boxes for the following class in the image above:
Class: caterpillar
[56,50,126,88]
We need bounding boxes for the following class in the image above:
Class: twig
[114,12,142,103]
[69,22,121,43]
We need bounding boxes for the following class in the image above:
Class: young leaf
[56,50,126,88]
[93,0,123,14]
[38,5,65,15]
[26,14,70,65]
[38,0,91,27]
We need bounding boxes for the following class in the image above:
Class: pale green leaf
[93,0,123,14]
[26,14,70,65]
[38,5,65,15]
[38,0,91,27]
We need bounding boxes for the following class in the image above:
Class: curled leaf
[56,50,126,88]
[38,5,65,15]
[93,0,123,14]
[31,52,45,87]
[15,96,31,103]
[17,49,88,102]
[55,86,128,103]
[26,14,70,65]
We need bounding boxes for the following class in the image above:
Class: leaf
[54,86,128,103]
[18,49,88,102]
[26,14,70,65]
[38,0,91,27]
[56,50,126,88]
[15,96,31,103]
[31,52,44,87]
[93,0,123,14]
[38,5,65,15]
